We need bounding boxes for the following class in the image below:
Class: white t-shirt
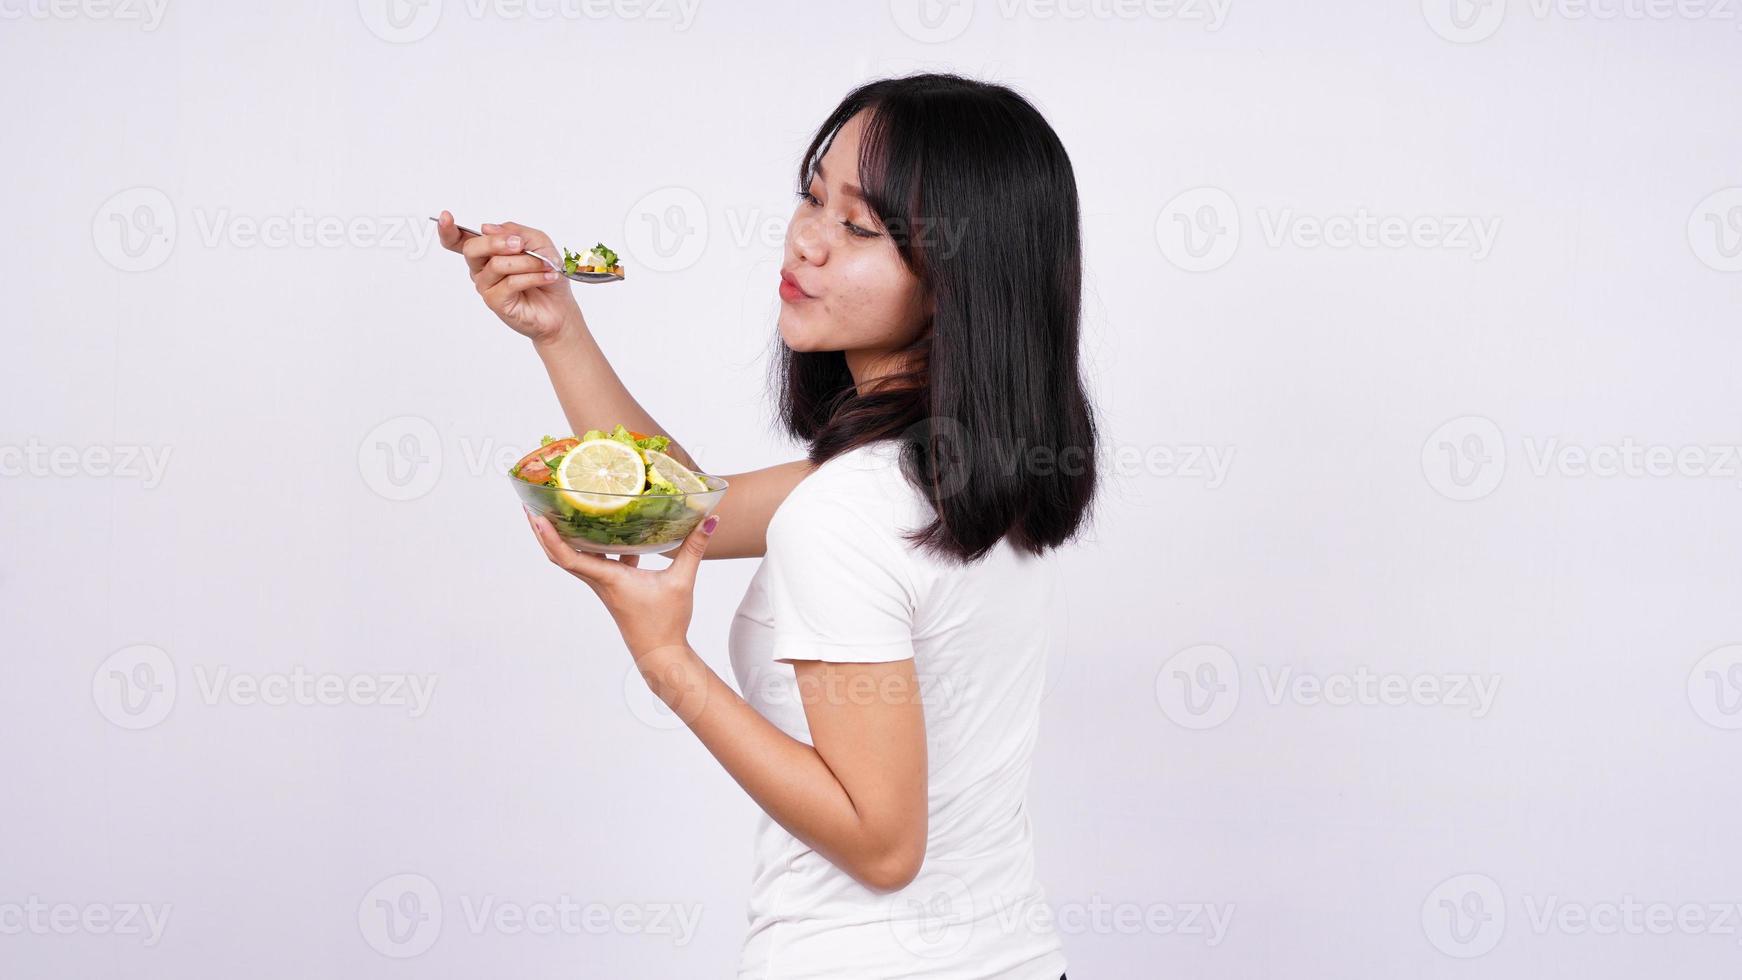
[728,439,1068,980]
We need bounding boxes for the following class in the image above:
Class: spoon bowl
[430,216,624,283]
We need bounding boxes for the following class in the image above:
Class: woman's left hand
[524,507,721,661]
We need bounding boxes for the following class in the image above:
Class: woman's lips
[779,270,813,301]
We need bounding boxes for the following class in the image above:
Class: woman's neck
[845,348,911,396]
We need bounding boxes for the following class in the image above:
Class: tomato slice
[512,438,579,484]
[513,431,661,483]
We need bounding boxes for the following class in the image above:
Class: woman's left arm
[524,508,929,893]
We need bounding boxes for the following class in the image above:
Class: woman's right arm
[437,212,812,559]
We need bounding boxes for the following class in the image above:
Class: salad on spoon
[428,215,625,283]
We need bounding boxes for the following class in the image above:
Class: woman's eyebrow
[812,161,865,200]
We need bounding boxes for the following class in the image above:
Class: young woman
[438,72,1096,980]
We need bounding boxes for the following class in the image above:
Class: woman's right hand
[436,210,581,345]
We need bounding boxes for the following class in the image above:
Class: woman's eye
[795,187,877,238]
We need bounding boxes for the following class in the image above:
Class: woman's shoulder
[765,439,1058,619]
[769,440,926,548]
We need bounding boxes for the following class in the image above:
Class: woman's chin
[777,316,823,352]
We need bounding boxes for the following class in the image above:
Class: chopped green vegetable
[561,243,622,274]
[511,424,713,550]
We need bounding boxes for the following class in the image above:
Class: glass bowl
[511,472,729,555]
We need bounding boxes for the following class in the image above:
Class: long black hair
[774,71,1099,565]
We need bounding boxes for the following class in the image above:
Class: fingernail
[507,235,522,250]
[544,271,559,281]
[702,515,719,534]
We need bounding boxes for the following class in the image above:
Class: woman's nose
[789,211,829,264]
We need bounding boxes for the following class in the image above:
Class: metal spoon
[429,216,624,283]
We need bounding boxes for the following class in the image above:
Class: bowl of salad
[510,425,727,555]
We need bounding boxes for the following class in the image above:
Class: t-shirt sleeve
[762,493,920,665]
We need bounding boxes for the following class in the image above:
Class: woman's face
[778,111,930,368]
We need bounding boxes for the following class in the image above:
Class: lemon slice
[555,438,647,515]
[644,449,708,494]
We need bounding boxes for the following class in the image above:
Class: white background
[3,0,1741,976]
